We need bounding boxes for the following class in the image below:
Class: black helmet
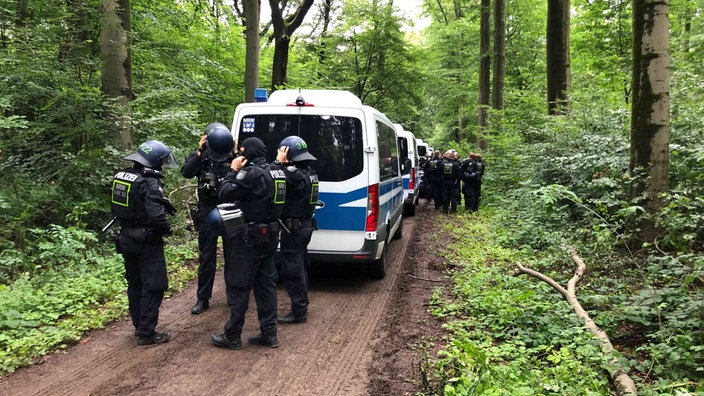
[279,135,316,162]
[123,140,177,170]
[206,204,245,235]
[205,123,234,162]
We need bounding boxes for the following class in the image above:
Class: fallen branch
[516,247,637,396]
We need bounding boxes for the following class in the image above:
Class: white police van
[394,125,419,216]
[231,89,404,279]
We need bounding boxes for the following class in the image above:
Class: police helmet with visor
[278,135,317,162]
[123,140,177,170]
[204,123,234,162]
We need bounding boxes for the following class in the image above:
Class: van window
[377,121,399,181]
[239,114,364,182]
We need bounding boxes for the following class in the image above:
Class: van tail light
[409,167,416,190]
[365,183,379,232]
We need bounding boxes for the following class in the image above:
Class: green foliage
[0,224,198,374]
[422,211,611,395]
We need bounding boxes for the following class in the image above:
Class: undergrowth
[0,224,198,375]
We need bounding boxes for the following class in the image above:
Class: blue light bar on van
[254,88,268,102]
[286,95,314,107]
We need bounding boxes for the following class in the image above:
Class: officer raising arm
[210,137,286,350]
[111,140,177,346]
[180,123,236,315]
[274,136,319,325]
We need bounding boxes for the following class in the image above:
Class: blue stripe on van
[315,187,367,231]
[314,180,401,232]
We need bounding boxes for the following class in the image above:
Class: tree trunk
[244,0,260,102]
[477,0,490,150]
[100,0,132,149]
[546,0,571,115]
[492,0,505,111]
[268,0,315,92]
[630,0,670,244]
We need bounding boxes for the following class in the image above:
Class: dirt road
[0,203,446,396]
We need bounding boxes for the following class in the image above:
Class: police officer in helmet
[111,140,177,346]
[274,136,319,324]
[211,137,287,350]
[180,123,236,315]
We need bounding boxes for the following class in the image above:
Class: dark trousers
[463,182,481,211]
[431,181,443,209]
[195,206,236,301]
[222,233,278,337]
[276,227,314,317]
[120,235,168,338]
[442,183,459,213]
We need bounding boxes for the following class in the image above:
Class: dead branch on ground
[515,247,637,396]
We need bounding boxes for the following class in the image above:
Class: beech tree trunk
[269,0,315,92]
[244,0,260,102]
[101,0,132,149]
[477,0,490,150]
[546,0,571,115]
[630,0,670,244]
[492,0,505,111]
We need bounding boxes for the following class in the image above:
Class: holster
[244,222,279,247]
[283,218,317,231]
[122,226,155,243]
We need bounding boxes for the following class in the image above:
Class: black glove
[163,199,178,216]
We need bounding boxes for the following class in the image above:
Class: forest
[0,0,702,394]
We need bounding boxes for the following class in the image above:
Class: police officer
[274,136,319,324]
[426,150,443,209]
[440,150,461,213]
[474,153,485,210]
[461,152,479,211]
[180,123,236,314]
[211,137,286,350]
[111,140,177,346]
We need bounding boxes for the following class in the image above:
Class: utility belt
[281,218,317,232]
[119,223,159,244]
[239,221,280,247]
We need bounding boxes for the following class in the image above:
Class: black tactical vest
[301,167,319,219]
[111,168,147,222]
[239,162,287,223]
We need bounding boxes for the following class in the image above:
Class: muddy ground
[0,202,448,396]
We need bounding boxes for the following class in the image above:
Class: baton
[101,217,118,233]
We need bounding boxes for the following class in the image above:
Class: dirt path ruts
[0,210,447,396]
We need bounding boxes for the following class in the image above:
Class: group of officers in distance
[110,123,318,349]
[419,149,485,214]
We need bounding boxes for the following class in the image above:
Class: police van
[394,125,419,216]
[231,89,404,279]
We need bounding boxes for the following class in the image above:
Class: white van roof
[267,89,363,107]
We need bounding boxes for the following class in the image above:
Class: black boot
[248,331,279,348]
[137,332,171,346]
[191,299,209,314]
[277,311,307,324]
[211,333,242,350]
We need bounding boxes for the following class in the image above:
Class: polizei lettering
[269,169,286,179]
[115,171,139,182]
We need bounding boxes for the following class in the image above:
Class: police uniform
[440,154,461,213]
[212,137,286,349]
[427,153,444,209]
[181,148,235,313]
[276,159,319,323]
[111,146,173,345]
[461,155,478,211]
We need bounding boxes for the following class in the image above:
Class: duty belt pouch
[124,226,152,243]
[250,224,272,247]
